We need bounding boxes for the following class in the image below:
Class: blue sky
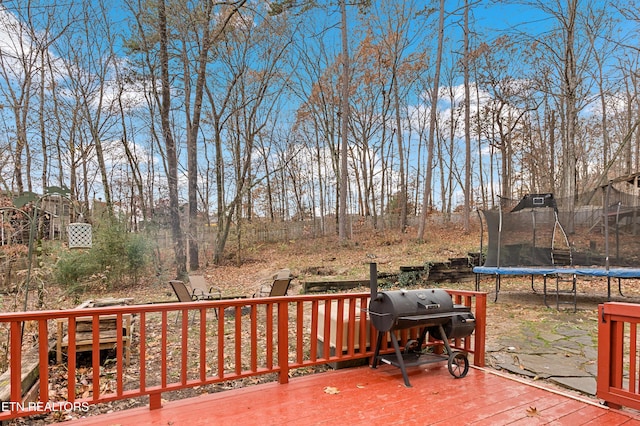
[0,0,636,214]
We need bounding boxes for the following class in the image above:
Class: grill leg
[416,327,428,348]
[371,331,384,368]
[390,332,412,387]
[438,324,453,355]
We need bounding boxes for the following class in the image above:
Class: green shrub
[54,219,152,291]
[125,233,150,285]
[54,249,99,294]
[92,220,128,275]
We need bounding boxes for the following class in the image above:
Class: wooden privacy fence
[0,290,486,422]
[598,302,640,410]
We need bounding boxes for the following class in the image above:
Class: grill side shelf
[397,312,457,322]
[380,352,448,368]
[397,313,476,323]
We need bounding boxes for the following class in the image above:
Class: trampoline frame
[473,265,629,305]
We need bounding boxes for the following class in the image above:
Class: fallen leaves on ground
[323,386,340,394]
[526,406,539,417]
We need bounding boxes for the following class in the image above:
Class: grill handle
[364,310,392,317]
[417,301,441,310]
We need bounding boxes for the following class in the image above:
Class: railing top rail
[0,290,487,322]
[0,294,365,320]
[600,301,640,318]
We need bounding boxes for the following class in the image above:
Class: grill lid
[369,288,454,332]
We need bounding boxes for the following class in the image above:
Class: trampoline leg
[531,274,537,293]
[607,277,611,301]
[543,275,550,308]
[494,274,500,302]
[618,278,624,297]
[572,275,577,313]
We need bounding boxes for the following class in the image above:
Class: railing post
[149,392,162,410]
[10,321,22,406]
[595,302,640,410]
[611,309,625,395]
[597,304,610,401]
[278,300,290,384]
[38,319,49,405]
[473,293,487,367]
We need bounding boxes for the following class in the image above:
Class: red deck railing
[0,289,486,421]
[597,302,640,410]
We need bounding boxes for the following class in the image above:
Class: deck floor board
[65,365,640,425]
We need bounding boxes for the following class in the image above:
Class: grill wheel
[448,351,470,378]
[403,339,420,354]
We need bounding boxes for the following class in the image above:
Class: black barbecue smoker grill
[367,263,475,387]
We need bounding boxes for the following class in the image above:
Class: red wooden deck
[66,364,640,426]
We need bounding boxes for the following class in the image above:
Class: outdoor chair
[188,275,222,300]
[253,269,293,298]
[169,279,220,323]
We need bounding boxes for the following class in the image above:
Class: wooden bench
[56,314,133,366]
[56,299,134,366]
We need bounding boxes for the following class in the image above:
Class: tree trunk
[463,0,471,232]
[562,0,578,232]
[158,0,186,278]
[392,73,407,231]
[338,0,350,240]
[417,0,444,240]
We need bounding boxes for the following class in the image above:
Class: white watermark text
[0,401,90,413]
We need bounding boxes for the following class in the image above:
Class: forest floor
[3,222,640,424]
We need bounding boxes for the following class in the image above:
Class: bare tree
[584,7,614,171]
[338,0,350,240]
[289,30,342,233]
[113,61,147,225]
[0,2,71,195]
[462,0,471,231]
[417,0,444,241]
[364,0,428,231]
[559,0,579,225]
[525,0,594,230]
[205,7,293,264]
[73,0,120,218]
[158,0,187,277]
[174,1,246,270]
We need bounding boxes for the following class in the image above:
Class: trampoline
[473,189,640,310]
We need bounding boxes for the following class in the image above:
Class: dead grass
[46,224,482,305]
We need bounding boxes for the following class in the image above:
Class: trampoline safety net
[479,191,640,269]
